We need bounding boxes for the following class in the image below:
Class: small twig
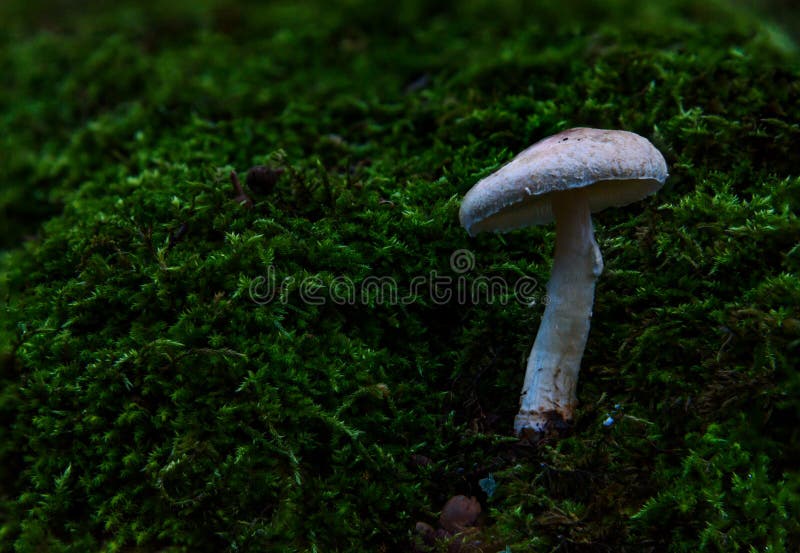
[230,170,253,208]
[167,222,189,251]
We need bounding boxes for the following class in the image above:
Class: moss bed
[1,1,799,551]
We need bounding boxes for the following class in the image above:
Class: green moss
[1,1,799,551]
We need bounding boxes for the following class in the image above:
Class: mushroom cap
[459,127,668,235]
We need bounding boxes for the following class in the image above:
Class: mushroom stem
[515,188,603,436]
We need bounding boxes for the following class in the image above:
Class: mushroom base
[515,188,603,437]
[515,409,573,442]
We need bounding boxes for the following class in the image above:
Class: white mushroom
[459,127,667,437]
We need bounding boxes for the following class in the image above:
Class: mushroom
[459,127,667,437]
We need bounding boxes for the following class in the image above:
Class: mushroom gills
[467,177,663,235]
